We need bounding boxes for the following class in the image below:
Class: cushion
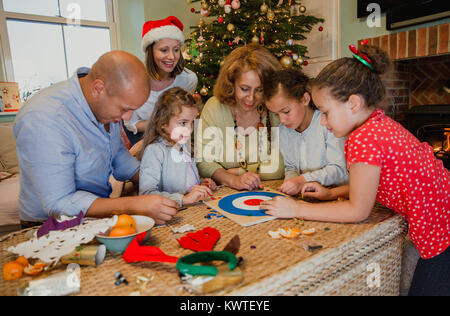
[0,125,19,174]
[0,174,20,226]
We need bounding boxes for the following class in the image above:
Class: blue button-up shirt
[13,68,140,221]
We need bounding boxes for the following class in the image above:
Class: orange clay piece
[24,262,47,276]
[279,227,302,239]
[302,228,316,236]
[3,261,24,281]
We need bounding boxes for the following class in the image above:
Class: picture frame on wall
[0,82,22,112]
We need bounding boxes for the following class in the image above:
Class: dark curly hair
[264,68,315,109]
[312,45,392,107]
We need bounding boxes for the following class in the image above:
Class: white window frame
[0,0,121,82]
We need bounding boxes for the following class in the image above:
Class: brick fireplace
[360,22,450,168]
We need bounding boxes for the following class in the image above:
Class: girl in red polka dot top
[261,45,450,296]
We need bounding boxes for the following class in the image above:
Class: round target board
[218,191,284,217]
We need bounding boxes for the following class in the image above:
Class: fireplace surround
[360,22,450,168]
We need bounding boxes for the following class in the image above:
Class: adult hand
[233,172,262,191]
[301,182,332,201]
[260,196,302,219]
[133,195,178,225]
[278,176,306,196]
[182,185,213,205]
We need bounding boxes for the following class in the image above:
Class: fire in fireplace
[417,125,450,159]
[408,105,450,169]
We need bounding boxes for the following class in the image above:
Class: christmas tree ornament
[251,35,260,44]
[319,26,324,32]
[286,39,294,46]
[198,28,205,46]
[198,19,206,27]
[260,2,268,13]
[200,86,209,96]
[267,9,275,21]
[191,8,196,13]
[280,55,293,68]
[218,0,226,7]
[300,5,307,13]
[233,36,243,45]
[292,53,299,61]
[201,8,210,17]
[303,60,309,66]
[189,39,199,58]
[224,0,232,14]
[290,0,301,16]
[201,1,209,10]
[218,16,224,23]
[227,23,235,32]
[231,0,241,10]
[296,57,304,66]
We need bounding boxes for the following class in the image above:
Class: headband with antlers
[349,39,374,71]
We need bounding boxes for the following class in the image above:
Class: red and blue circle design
[218,192,283,217]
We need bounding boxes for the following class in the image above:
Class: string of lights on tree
[184,0,324,100]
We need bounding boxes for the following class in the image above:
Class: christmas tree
[184,0,324,100]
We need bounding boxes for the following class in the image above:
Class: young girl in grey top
[138,87,216,207]
[264,69,348,196]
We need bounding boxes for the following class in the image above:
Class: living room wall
[144,0,199,41]
[340,0,450,57]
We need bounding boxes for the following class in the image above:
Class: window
[0,0,119,101]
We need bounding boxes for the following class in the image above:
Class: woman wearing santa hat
[123,16,198,145]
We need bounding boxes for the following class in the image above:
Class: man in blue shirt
[14,51,178,226]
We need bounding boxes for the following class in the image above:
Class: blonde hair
[214,44,281,106]
[137,87,201,161]
[145,43,185,81]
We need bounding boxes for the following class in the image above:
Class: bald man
[14,51,178,226]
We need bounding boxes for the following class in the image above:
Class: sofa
[0,122,420,294]
[0,123,21,227]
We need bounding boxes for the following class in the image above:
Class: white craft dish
[96,215,155,254]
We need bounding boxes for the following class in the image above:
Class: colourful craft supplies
[122,232,178,264]
[176,227,220,252]
[37,212,84,238]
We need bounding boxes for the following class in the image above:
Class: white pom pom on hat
[141,16,185,53]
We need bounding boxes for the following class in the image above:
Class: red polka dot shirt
[345,109,450,259]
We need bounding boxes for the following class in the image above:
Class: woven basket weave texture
[0,181,407,296]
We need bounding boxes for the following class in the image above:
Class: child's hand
[301,182,332,200]
[201,178,217,191]
[182,185,213,205]
[260,196,301,218]
[278,176,306,196]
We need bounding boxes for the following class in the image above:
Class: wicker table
[0,181,407,296]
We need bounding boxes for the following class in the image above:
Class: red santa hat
[141,16,185,52]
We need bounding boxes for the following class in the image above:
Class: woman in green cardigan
[196,44,284,191]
